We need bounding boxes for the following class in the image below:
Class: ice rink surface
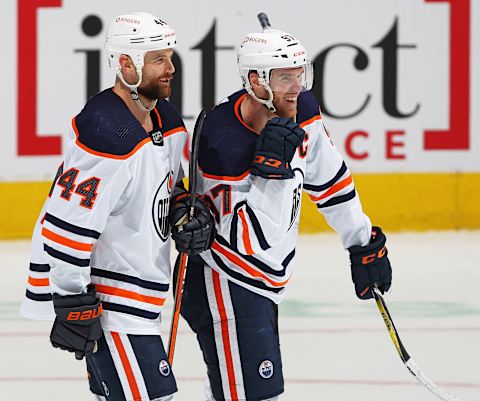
[1,231,479,401]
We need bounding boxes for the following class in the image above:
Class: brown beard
[138,76,172,100]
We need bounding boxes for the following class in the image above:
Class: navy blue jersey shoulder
[155,99,185,133]
[74,89,150,156]
[296,90,321,124]
[199,90,257,177]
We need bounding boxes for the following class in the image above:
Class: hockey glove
[50,285,102,360]
[250,117,305,179]
[169,193,216,255]
[348,226,392,300]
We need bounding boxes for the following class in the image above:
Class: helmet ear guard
[243,71,276,112]
[105,12,177,111]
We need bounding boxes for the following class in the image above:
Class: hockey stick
[167,109,206,366]
[372,286,464,401]
[257,12,271,30]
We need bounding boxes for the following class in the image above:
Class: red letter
[17,0,62,156]
[345,131,369,160]
[424,0,470,150]
[386,131,406,159]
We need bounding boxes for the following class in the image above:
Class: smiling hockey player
[20,12,215,401]
[179,16,393,401]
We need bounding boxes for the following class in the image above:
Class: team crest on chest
[152,171,173,242]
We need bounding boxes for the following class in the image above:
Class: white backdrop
[1,0,479,181]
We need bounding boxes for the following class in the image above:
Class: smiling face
[137,48,175,100]
[268,67,304,118]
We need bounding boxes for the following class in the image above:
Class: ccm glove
[50,285,102,360]
[169,193,216,255]
[348,226,392,300]
[250,117,305,179]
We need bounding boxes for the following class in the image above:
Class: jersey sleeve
[19,192,56,320]
[40,129,133,296]
[303,116,371,248]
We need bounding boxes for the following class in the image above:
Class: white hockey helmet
[105,12,177,111]
[237,27,313,112]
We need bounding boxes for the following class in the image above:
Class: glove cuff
[53,287,102,325]
[250,151,294,179]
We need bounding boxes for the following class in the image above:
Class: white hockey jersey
[196,90,372,304]
[20,89,187,334]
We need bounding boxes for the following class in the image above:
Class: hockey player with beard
[20,12,215,401]
[179,17,393,401]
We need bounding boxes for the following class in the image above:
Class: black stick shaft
[188,109,206,215]
[257,13,271,29]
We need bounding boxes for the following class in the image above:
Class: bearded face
[137,71,173,100]
[138,49,175,100]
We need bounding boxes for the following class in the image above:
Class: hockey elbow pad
[50,285,102,360]
[348,226,392,300]
[250,117,305,180]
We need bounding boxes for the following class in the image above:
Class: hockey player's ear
[119,54,129,69]
[248,71,268,100]
[248,71,261,88]
[118,55,139,85]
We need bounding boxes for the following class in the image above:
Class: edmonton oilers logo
[152,171,173,242]
[258,360,274,379]
[159,359,170,376]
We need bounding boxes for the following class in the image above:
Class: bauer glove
[250,117,305,179]
[50,285,102,360]
[169,193,216,255]
[348,226,392,300]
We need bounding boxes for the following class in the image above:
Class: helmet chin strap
[245,78,277,113]
[116,66,158,112]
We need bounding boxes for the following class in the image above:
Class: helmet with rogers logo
[237,19,313,112]
[105,12,177,110]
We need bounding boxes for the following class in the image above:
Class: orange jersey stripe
[152,107,163,128]
[96,284,166,306]
[212,270,239,401]
[162,126,187,138]
[300,114,321,128]
[72,117,151,160]
[237,209,254,255]
[212,242,289,287]
[200,168,250,182]
[42,227,93,252]
[111,332,141,401]
[28,276,50,287]
[234,94,258,135]
[309,176,353,202]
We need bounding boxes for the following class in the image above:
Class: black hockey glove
[50,285,102,360]
[169,193,216,255]
[250,117,305,179]
[348,226,392,300]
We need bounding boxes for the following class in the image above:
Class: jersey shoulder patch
[73,89,149,157]
[297,90,322,125]
[199,90,256,178]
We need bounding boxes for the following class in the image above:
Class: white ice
[1,231,479,401]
